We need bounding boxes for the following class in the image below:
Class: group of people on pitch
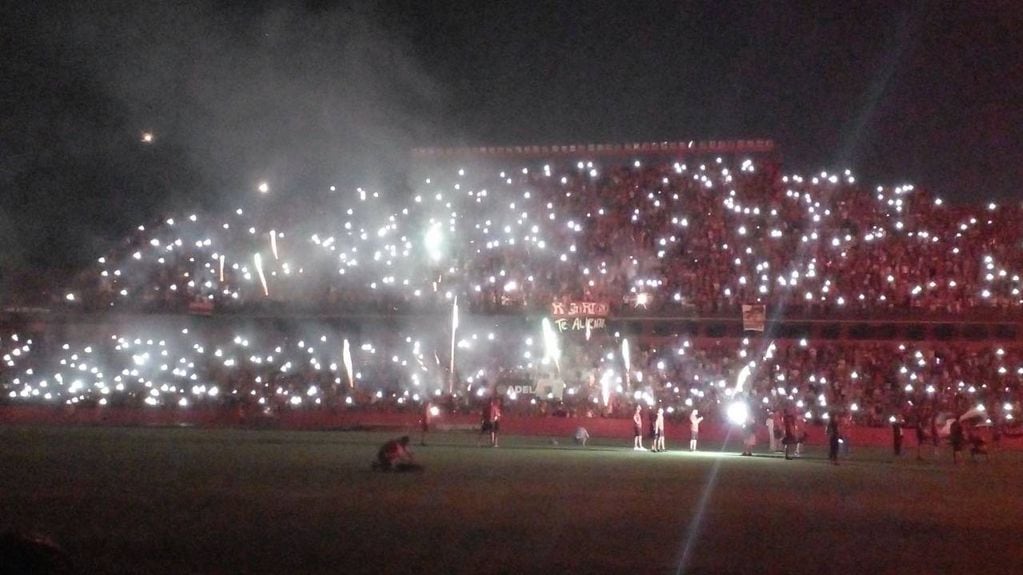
[631,405,705,452]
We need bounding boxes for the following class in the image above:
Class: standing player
[741,415,757,456]
[653,407,666,452]
[794,411,807,457]
[632,405,646,450]
[782,409,797,460]
[487,397,502,448]
[689,409,704,452]
[950,416,965,464]
[573,426,590,446]
[891,415,904,457]
[419,400,434,446]
[826,412,840,465]
[766,411,778,452]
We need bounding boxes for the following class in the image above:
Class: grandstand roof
[412,139,775,160]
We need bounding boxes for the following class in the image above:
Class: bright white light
[424,224,444,261]
[727,401,749,425]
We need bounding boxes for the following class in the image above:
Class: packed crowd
[48,156,1023,317]
[5,153,1023,428]
[3,322,1019,430]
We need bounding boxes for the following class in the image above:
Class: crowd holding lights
[2,155,1023,429]
[1,321,552,411]
[58,157,1023,316]
[2,319,1021,430]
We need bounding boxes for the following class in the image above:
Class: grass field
[1,426,1021,574]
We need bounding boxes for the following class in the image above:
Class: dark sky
[1,0,1021,275]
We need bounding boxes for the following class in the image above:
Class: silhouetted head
[0,532,72,574]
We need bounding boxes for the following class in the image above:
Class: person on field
[652,407,666,452]
[826,412,840,465]
[782,409,797,460]
[689,408,704,452]
[419,400,434,446]
[741,416,756,456]
[479,397,501,447]
[891,416,904,457]
[632,405,646,450]
[573,426,590,446]
[373,436,421,472]
[794,413,807,458]
[950,416,965,464]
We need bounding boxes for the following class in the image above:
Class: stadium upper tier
[56,156,1023,317]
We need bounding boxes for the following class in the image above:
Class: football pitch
[0,426,1020,574]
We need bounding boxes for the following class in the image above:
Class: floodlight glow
[727,401,749,425]
[424,224,444,261]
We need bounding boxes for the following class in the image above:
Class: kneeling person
[374,436,422,472]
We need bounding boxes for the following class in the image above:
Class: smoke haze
[1,1,1021,283]
[1,0,445,276]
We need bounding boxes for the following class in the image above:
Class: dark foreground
[0,426,1020,574]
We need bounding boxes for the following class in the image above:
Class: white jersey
[690,411,703,433]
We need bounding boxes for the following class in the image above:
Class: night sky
[1,1,1021,277]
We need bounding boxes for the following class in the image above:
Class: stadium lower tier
[3,312,1022,433]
